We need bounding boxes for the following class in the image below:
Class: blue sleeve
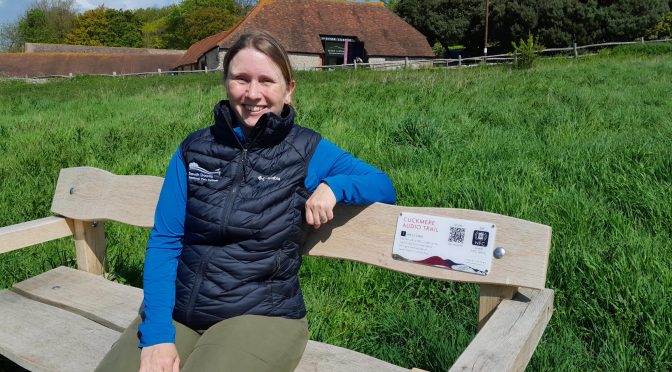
[138,149,186,347]
[305,139,396,204]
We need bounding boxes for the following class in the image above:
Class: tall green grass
[1,45,670,370]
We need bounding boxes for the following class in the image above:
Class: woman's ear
[284,80,296,104]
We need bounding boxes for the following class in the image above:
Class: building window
[320,35,365,65]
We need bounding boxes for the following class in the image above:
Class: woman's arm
[305,139,396,204]
[138,150,187,348]
[304,139,396,228]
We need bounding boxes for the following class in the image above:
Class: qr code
[448,227,465,243]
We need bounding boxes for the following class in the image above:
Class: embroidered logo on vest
[257,175,281,182]
[188,162,220,182]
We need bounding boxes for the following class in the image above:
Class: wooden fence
[314,37,672,71]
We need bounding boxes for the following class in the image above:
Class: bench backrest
[50,167,552,326]
[52,167,551,287]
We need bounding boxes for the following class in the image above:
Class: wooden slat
[296,340,407,372]
[305,203,552,289]
[450,288,554,372]
[0,216,74,255]
[478,284,517,330]
[48,167,552,288]
[10,267,409,371]
[74,220,107,274]
[12,266,143,332]
[51,167,163,228]
[0,290,121,372]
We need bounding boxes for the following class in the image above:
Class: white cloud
[75,0,97,11]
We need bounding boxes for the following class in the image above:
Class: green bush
[431,41,446,57]
[510,33,544,69]
[645,12,672,40]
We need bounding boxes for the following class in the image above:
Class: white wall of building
[288,53,321,70]
[205,48,220,70]
[217,50,226,70]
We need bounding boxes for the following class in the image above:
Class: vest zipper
[220,128,261,231]
[220,148,247,231]
[185,247,216,325]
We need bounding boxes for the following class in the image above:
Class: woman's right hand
[139,343,180,372]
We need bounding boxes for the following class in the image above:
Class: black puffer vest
[173,101,321,330]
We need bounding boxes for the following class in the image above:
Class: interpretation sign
[392,212,496,276]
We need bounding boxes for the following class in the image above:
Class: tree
[133,7,172,48]
[18,9,54,44]
[394,0,482,50]
[161,0,243,49]
[65,7,143,48]
[483,0,668,53]
[602,0,669,41]
[33,0,78,42]
[0,0,77,51]
[645,11,672,39]
[0,22,22,52]
[184,7,239,43]
[142,17,169,49]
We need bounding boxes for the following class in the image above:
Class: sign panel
[324,41,344,56]
[392,212,496,275]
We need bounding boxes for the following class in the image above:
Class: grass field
[1,44,671,371]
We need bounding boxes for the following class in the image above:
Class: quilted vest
[173,101,321,330]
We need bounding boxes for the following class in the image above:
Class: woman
[96,31,395,372]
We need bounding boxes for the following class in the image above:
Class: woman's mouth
[244,104,266,113]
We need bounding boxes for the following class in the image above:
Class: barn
[173,0,433,71]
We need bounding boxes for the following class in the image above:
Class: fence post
[69,73,73,78]
[405,56,409,68]
[573,43,578,58]
[205,66,208,72]
[458,55,462,67]
[354,59,357,70]
[640,37,645,43]
[113,71,116,76]
[158,68,162,74]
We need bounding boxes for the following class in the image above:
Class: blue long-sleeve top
[139,131,396,347]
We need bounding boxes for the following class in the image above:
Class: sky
[0,0,181,25]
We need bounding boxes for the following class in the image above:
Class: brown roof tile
[25,43,184,55]
[173,30,231,69]
[0,53,183,77]
[218,0,433,58]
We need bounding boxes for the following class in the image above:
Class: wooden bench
[0,167,554,371]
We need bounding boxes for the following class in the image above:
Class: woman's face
[226,47,295,128]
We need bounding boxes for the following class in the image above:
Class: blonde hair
[222,31,294,86]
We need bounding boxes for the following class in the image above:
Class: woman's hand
[305,183,336,229]
[139,343,180,372]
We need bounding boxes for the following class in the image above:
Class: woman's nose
[246,81,261,99]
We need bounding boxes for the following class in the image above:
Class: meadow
[1,44,671,371]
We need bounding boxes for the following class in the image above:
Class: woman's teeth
[245,105,265,112]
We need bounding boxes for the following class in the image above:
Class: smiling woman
[93,30,396,372]
[223,35,295,130]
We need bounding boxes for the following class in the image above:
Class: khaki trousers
[95,315,308,372]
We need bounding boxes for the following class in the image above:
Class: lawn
[1,44,670,371]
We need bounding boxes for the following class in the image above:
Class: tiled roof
[25,43,184,55]
[217,0,433,58]
[173,30,231,68]
[0,53,183,77]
